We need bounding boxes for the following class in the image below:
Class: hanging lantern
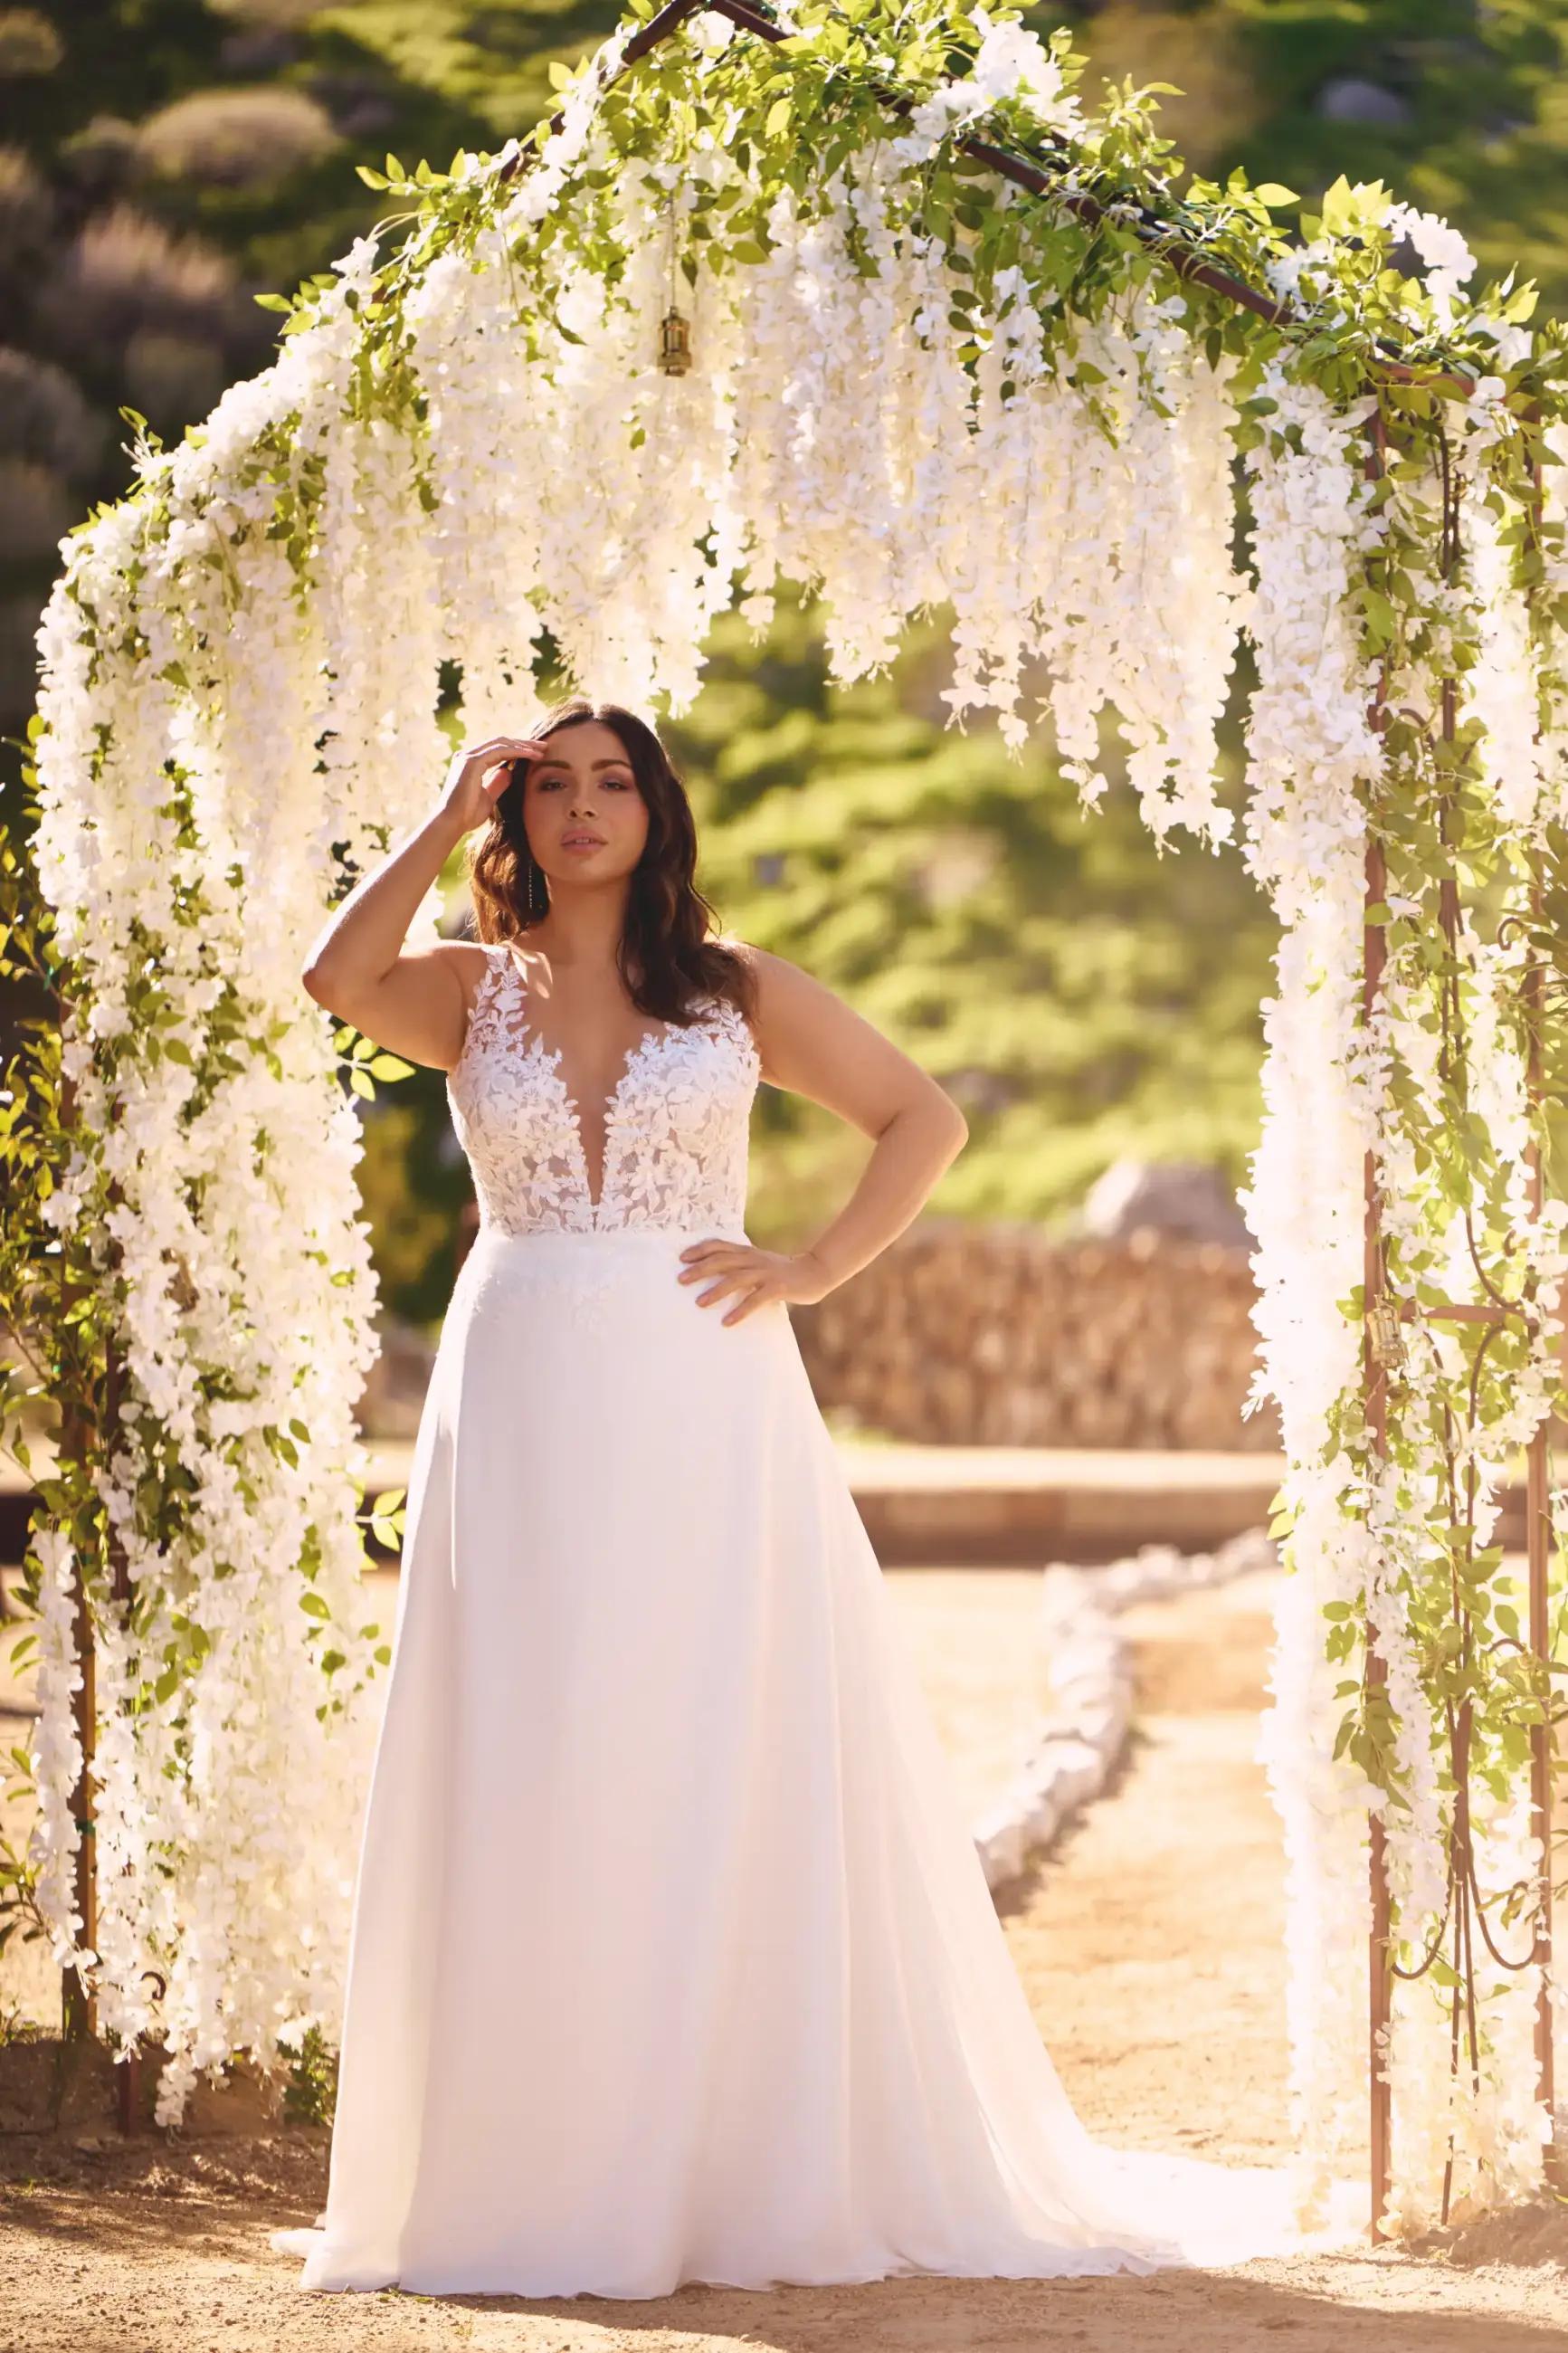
[1366,1293,1405,1371]
[658,305,691,375]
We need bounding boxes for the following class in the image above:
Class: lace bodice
[446,944,760,1238]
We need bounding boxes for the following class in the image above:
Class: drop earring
[527,854,542,919]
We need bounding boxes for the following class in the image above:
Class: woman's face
[522,719,650,888]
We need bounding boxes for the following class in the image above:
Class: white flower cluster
[705,154,1240,825]
[1386,201,1476,326]
[24,281,416,2116]
[1237,375,1390,2220]
[25,1528,87,1974]
[897,5,1083,157]
[1236,365,1568,2230]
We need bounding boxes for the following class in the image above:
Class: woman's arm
[679,944,968,1321]
[300,734,546,1071]
[748,946,969,1291]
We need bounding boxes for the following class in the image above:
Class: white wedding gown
[271,939,1364,2298]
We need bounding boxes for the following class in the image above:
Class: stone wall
[789,1216,1280,1451]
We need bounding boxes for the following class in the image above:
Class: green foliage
[334,1022,418,1100]
[0,723,423,1925]
[1297,389,1568,1856]
[279,2019,338,2126]
[364,1485,405,1558]
[0,726,104,1960]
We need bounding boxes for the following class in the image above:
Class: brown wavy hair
[465,695,756,1028]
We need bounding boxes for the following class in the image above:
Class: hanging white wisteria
[1237,367,1389,2216]
[5,0,1566,2231]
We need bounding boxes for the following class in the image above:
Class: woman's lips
[561,834,605,851]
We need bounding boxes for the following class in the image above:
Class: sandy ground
[2,1562,1565,2351]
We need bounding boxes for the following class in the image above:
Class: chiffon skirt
[271,1222,1364,2297]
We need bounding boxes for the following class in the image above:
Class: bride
[271,693,1358,2298]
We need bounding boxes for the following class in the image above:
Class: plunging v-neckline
[500,946,673,1219]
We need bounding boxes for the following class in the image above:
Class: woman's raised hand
[439,736,553,835]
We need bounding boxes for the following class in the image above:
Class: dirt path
[3,1563,1565,2351]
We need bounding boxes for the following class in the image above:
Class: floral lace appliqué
[446,947,760,1239]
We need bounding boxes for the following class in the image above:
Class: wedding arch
[9,0,1568,2242]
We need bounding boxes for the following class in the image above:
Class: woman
[271,696,1355,2297]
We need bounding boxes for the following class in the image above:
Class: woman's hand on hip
[676,1240,833,1324]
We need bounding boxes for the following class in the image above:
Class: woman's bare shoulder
[712,932,786,976]
[406,936,496,966]
[712,937,816,993]
[708,938,827,1081]
[431,935,501,1006]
